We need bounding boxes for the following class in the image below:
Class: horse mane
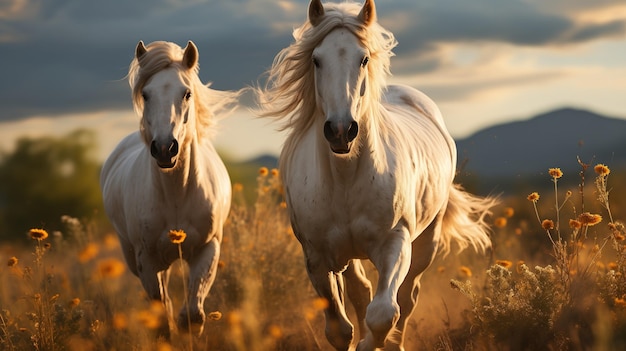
[128,41,239,140]
[256,2,397,137]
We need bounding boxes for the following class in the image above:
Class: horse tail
[439,184,498,256]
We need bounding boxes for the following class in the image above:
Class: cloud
[0,0,624,123]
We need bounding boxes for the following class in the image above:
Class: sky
[0,0,625,162]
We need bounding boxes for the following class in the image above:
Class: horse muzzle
[150,139,179,168]
[323,120,358,154]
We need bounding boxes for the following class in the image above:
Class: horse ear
[136,41,147,60]
[358,0,376,26]
[182,41,199,70]
[308,0,324,26]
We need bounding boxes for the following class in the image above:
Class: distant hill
[234,108,626,196]
[456,108,626,178]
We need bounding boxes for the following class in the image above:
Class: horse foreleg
[358,227,411,351]
[136,254,173,338]
[390,219,439,351]
[180,236,220,335]
[344,259,372,340]
[305,253,354,351]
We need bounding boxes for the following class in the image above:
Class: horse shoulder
[101,132,151,237]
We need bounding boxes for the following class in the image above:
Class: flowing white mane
[256,2,397,137]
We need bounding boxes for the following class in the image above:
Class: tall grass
[1,163,625,350]
[450,162,626,350]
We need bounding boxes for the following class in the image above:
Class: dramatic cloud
[0,0,624,122]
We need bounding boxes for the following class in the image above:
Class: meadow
[1,162,626,350]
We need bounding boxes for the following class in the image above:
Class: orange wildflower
[233,183,244,192]
[527,192,540,202]
[548,168,563,179]
[78,243,100,263]
[569,219,582,229]
[494,217,507,228]
[258,167,269,176]
[96,258,126,278]
[29,228,49,241]
[542,219,555,230]
[7,256,18,267]
[594,164,610,176]
[578,212,602,226]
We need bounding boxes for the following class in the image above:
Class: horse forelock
[127,41,239,143]
[257,1,397,141]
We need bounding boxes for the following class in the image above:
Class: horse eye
[184,91,192,101]
[361,56,369,68]
[312,56,320,68]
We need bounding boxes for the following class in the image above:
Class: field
[2,163,626,351]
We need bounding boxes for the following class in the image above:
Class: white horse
[100,40,237,336]
[256,1,498,350]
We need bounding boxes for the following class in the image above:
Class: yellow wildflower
[548,168,563,179]
[494,217,507,228]
[96,258,126,278]
[29,228,49,241]
[258,167,269,176]
[69,298,81,308]
[569,219,582,229]
[78,243,99,263]
[578,212,602,226]
[312,297,329,310]
[270,168,279,177]
[527,192,540,202]
[168,229,186,244]
[594,164,610,176]
[7,256,18,267]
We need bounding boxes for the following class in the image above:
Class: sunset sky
[0,0,625,161]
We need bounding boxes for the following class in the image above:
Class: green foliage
[0,129,105,241]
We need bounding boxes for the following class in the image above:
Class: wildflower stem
[553,178,561,240]
[177,243,193,350]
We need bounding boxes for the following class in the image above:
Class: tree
[0,129,104,241]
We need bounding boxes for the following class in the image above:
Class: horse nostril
[323,121,334,141]
[150,141,159,158]
[169,139,179,156]
[347,121,358,142]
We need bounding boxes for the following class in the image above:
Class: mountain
[235,108,626,196]
[455,108,626,179]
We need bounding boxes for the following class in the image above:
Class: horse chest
[288,171,397,256]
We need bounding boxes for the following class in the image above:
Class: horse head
[135,41,199,168]
[309,0,376,154]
